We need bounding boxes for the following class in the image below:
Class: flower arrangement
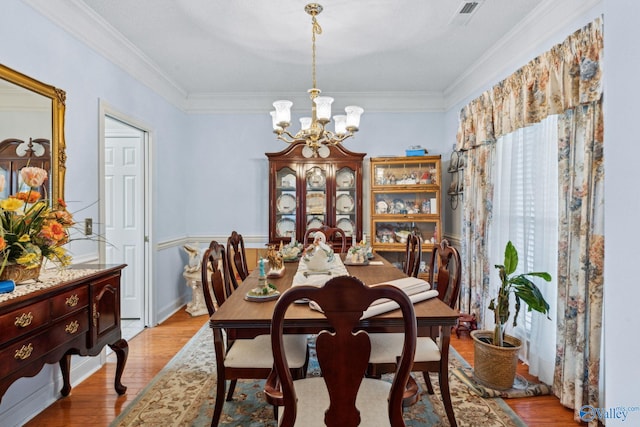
[0,166,74,280]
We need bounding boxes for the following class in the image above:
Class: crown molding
[23,0,188,109]
[25,0,602,115]
[443,0,603,110]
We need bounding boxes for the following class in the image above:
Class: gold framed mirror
[0,63,66,204]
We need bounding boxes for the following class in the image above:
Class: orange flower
[53,210,74,226]
[0,236,6,251]
[40,221,67,242]
[11,191,42,203]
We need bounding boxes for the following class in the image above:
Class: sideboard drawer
[0,300,50,342]
[0,310,88,380]
[51,287,89,318]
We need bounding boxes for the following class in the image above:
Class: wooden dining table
[209,253,459,426]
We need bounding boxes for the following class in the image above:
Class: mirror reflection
[0,64,66,204]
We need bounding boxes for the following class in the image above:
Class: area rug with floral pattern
[110,323,526,426]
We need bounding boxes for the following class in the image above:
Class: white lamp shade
[345,105,364,130]
[299,117,312,131]
[314,96,334,121]
[270,111,282,131]
[273,100,293,126]
[333,115,347,135]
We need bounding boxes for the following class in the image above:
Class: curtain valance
[456,17,603,150]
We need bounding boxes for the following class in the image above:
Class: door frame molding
[98,100,154,327]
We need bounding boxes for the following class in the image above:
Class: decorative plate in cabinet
[306,173,326,189]
[337,218,355,236]
[276,218,296,238]
[336,170,355,188]
[276,194,296,213]
[336,194,355,213]
[306,193,325,214]
[307,216,324,229]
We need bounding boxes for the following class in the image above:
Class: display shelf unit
[267,142,365,245]
[369,155,442,270]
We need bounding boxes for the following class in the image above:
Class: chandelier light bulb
[270,111,283,132]
[345,106,364,131]
[300,117,312,131]
[273,100,293,128]
[313,96,334,123]
[333,115,347,135]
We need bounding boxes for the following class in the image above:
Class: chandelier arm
[319,130,355,146]
[275,131,300,145]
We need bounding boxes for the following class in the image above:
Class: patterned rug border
[111,322,528,427]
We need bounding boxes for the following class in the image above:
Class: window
[488,114,558,384]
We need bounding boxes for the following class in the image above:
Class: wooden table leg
[108,338,128,395]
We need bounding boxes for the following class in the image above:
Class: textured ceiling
[78,0,542,97]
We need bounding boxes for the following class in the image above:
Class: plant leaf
[511,276,550,315]
[504,241,517,275]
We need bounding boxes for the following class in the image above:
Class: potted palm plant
[471,241,551,389]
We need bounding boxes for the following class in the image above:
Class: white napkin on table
[308,276,439,319]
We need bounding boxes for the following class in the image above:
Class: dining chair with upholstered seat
[265,275,417,427]
[366,238,460,426]
[226,230,249,290]
[201,241,310,427]
[404,231,422,277]
[428,239,461,310]
[303,225,347,253]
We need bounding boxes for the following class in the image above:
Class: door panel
[105,124,144,319]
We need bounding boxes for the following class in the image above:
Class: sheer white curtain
[487,114,558,385]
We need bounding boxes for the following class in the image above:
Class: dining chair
[201,241,310,427]
[264,275,417,427]
[226,230,249,290]
[428,239,461,310]
[303,225,347,253]
[366,239,460,426]
[404,231,422,277]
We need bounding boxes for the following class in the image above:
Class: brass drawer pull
[65,320,80,334]
[15,343,34,360]
[15,312,34,328]
[66,294,80,307]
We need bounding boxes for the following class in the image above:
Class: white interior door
[105,117,145,319]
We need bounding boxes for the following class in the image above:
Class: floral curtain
[455,16,603,421]
[554,102,604,420]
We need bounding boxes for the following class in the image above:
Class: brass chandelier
[270,3,364,159]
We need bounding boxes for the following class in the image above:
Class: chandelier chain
[311,16,322,90]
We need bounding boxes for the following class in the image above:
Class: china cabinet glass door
[304,165,327,233]
[275,166,297,239]
[335,166,357,239]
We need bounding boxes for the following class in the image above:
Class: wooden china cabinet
[266,142,366,245]
[369,155,442,270]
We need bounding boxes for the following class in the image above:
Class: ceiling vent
[449,0,484,26]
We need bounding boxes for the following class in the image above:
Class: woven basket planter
[0,261,42,284]
[471,330,522,390]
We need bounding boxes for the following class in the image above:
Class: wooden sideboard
[0,264,128,402]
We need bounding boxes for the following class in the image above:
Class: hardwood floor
[26,309,582,426]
